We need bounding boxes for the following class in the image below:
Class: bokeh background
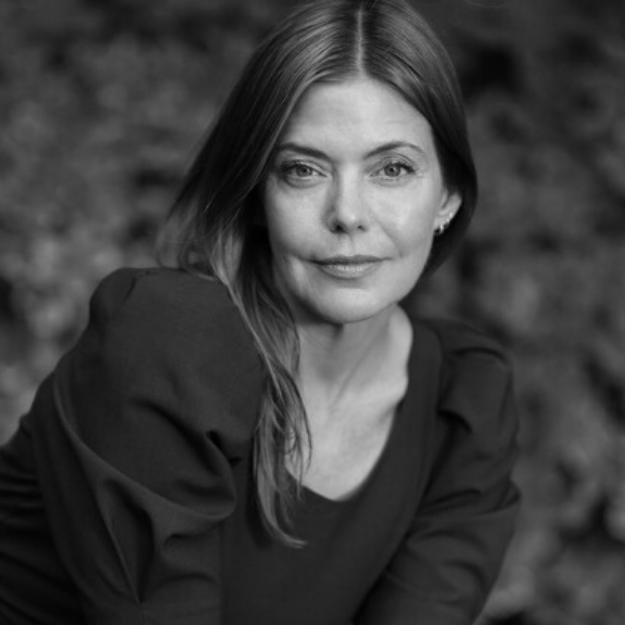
[1,0,624,623]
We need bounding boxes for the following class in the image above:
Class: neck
[295,306,400,411]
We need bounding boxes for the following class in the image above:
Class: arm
[29,268,263,624]
[356,321,520,625]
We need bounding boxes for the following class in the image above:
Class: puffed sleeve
[356,320,520,625]
[27,267,264,624]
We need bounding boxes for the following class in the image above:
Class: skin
[262,78,461,499]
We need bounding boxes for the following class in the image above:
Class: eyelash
[281,161,322,178]
[375,160,416,178]
[278,158,417,184]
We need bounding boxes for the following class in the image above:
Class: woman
[0,0,519,623]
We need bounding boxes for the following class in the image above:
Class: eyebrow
[274,140,427,160]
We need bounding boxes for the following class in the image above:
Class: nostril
[326,180,369,233]
[327,204,367,233]
[328,213,367,234]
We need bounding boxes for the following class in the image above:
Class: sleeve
[27,268,264,625]
[355,320,521,625]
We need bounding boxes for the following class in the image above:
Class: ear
[434,189,462,233]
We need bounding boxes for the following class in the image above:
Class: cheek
[263,214,307,273]
[263,185,319,259]
[393,224,436,295]
[265,211,308,260]
[388,203,437,258]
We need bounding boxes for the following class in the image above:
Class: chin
[297,292,399,327]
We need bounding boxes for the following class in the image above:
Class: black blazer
[0,267,519,625]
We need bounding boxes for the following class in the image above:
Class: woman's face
[262,78,461,326]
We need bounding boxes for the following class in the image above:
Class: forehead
[279,78,436,154]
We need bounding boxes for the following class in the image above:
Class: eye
[376,160,415,179]
[289,164,315,178]
[280,161,325,186]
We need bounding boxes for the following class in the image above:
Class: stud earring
[434,217,453,236]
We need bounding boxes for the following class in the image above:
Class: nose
[326,177,370,234]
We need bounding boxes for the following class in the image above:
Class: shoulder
[57,267,264,456]
[410,316,515,437]
[90,266,240,327]
[82,267,263,418]
[87,266,256,359]
[410,316,512,380]
[418,317,510,368]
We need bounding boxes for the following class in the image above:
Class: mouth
[317,255,382,265]
[314,255,383,279]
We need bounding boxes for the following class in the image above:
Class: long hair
[156,0,477,545]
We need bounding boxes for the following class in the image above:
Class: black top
[0,267,519,625]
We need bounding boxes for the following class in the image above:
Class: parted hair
[157,0,477,545]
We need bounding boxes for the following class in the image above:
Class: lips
[314,255,383,279]
[317,255,382,265]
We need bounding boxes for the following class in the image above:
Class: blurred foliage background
[1,0,624,623]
